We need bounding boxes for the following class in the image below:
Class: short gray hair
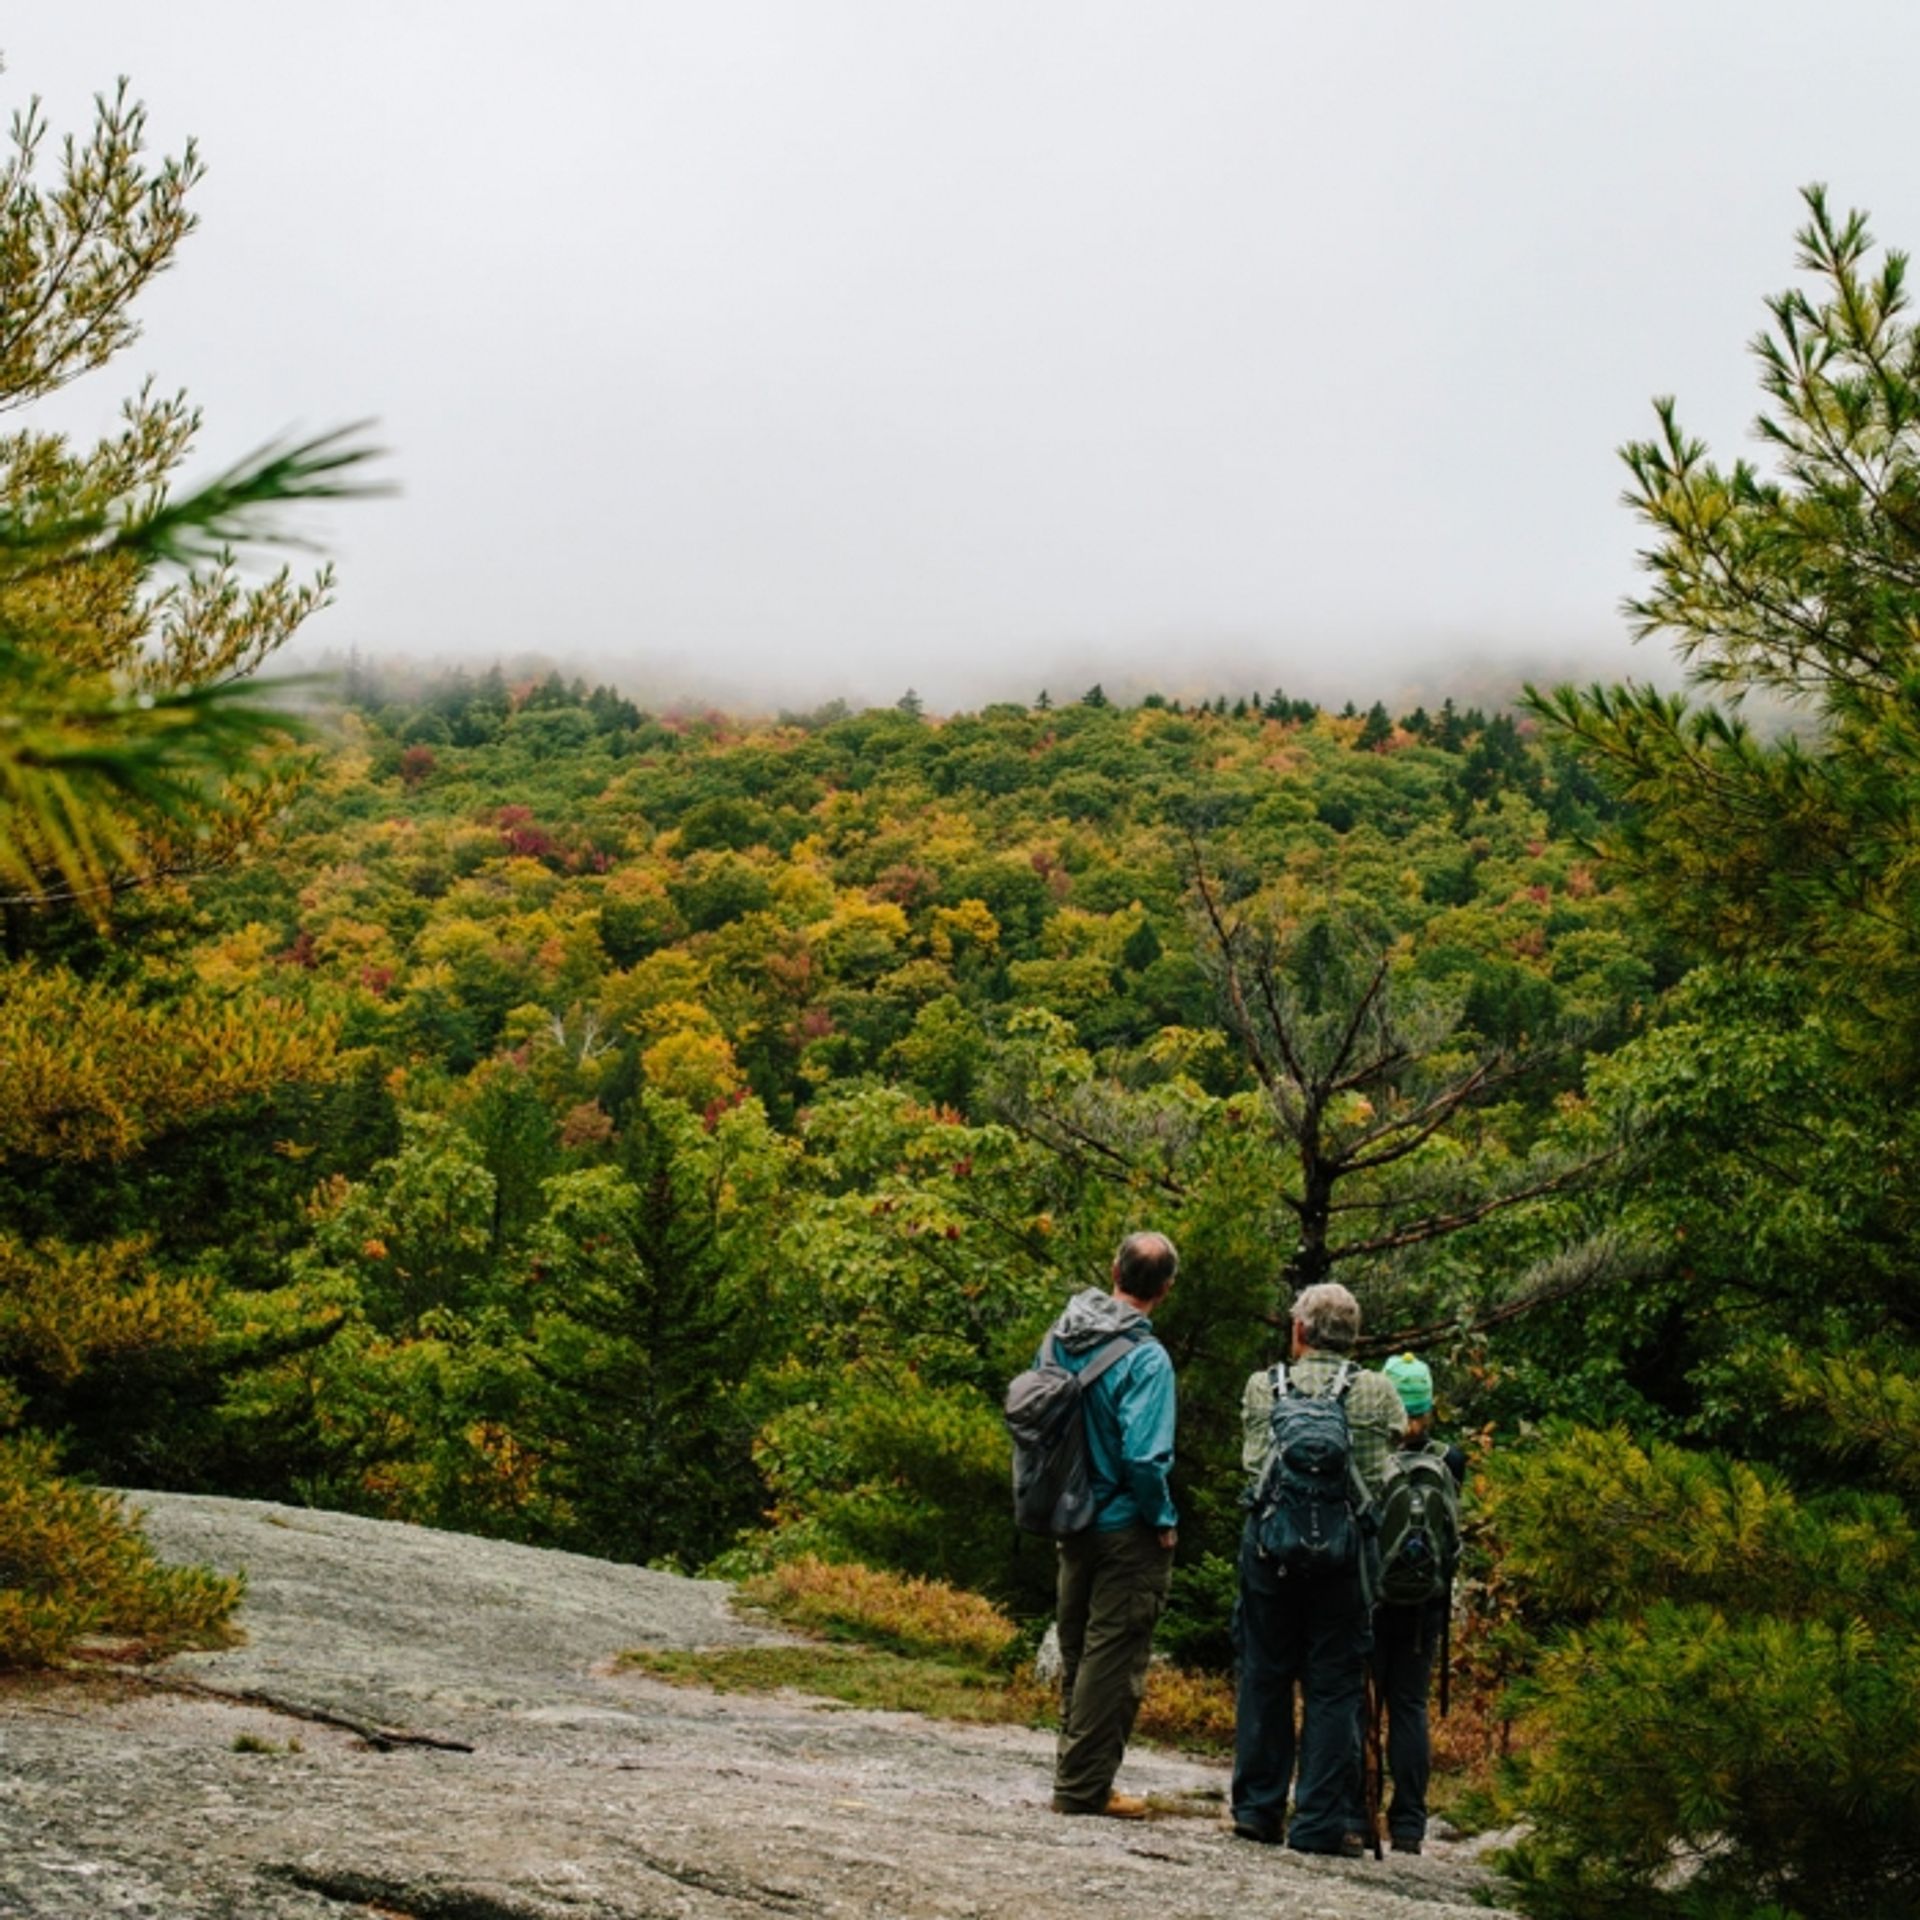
[1291,1281,1361,1353]
[1114,1231,1179,1301]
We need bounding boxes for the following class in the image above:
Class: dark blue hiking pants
[1372,1597,1445,1844]
[1230,1529,1371,1852]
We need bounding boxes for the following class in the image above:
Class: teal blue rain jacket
[1043,1286,1178,1532]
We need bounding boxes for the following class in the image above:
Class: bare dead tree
[1183,837,1617,1302]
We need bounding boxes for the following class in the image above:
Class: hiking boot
[1391,1836,1423,1855]
[1052,1791,1150,1820]
[1288,1832,1366,1858]
[1230,1818,1281,1845]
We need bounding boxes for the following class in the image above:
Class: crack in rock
[273,1855,811,1920]
[627,1847,810,1912]
[270,1862,578,1919]
[133,1672,476,1753]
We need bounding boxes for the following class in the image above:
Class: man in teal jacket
[1046,1231,1179,1820]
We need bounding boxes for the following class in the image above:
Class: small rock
[1033,1621,1063,1686]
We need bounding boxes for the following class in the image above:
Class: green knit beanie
[1383,1351,1434,1415]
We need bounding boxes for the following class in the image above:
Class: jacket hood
[1051,1286,1153,1354]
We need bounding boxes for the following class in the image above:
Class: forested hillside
[5,58,1920,1920]
[6,679,1647,1590]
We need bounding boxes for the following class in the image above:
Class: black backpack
[1004,1333,1136,1536]
[1252,1360,1375,1576]
[1374,1446,1462,1607]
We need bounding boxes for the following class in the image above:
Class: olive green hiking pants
[1052,1523,1174,1810]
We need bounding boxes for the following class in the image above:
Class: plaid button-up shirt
[1241,1348,1408,1502]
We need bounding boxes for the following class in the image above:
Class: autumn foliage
[0,69,360,1668]
[744,1555,1021,1666]
[0,1432,241,1667]
[17,58,1920,1920]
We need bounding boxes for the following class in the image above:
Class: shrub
[0,1432,242,1667]
[1483,1426,1920,1919]
[1155,1551,1237,1673]
[1133,1661,1236,1750]
[751,1375,1012,1594]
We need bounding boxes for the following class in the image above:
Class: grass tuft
[741,1557,1020,1667]
[625,1642,1236,1753]
[627,1552,1238,1756]
[625,1644,1056,1728]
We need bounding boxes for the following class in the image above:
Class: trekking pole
[1362,1661,1385,1861]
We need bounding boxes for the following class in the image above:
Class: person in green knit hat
[1368,1352,1465,1855]
[1381,1352,1429,1412]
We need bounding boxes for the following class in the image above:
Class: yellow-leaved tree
[0,69,378,1665]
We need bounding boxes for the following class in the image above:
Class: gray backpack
[1004,1334,1136,1536]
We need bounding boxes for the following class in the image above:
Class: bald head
[1112,1231,1179,1307]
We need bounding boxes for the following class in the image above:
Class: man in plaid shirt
[1231,1281,1406,1855]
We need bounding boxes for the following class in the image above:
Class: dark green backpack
[1373,1446,1461,1607]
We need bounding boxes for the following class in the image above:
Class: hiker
[1367,1352,1466,1856]
[1231,1280,1406,1856]
[1043,1231,1180,1821]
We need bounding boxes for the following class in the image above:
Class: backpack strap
[1074,1333,1139,1393]
[1332,1359,1374,1533]
[1272,1358,1356,1401]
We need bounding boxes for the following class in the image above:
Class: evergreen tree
[0,69,372,1664]
[1536,189,1920,1081]
[1501,188,1920,1917]
[519,1093,756,1567]
[1181,877,1608,1302]
[1454,712,1538,812]
[459,1065,558,1259]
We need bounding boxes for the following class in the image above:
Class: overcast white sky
[15,4,1920,710]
